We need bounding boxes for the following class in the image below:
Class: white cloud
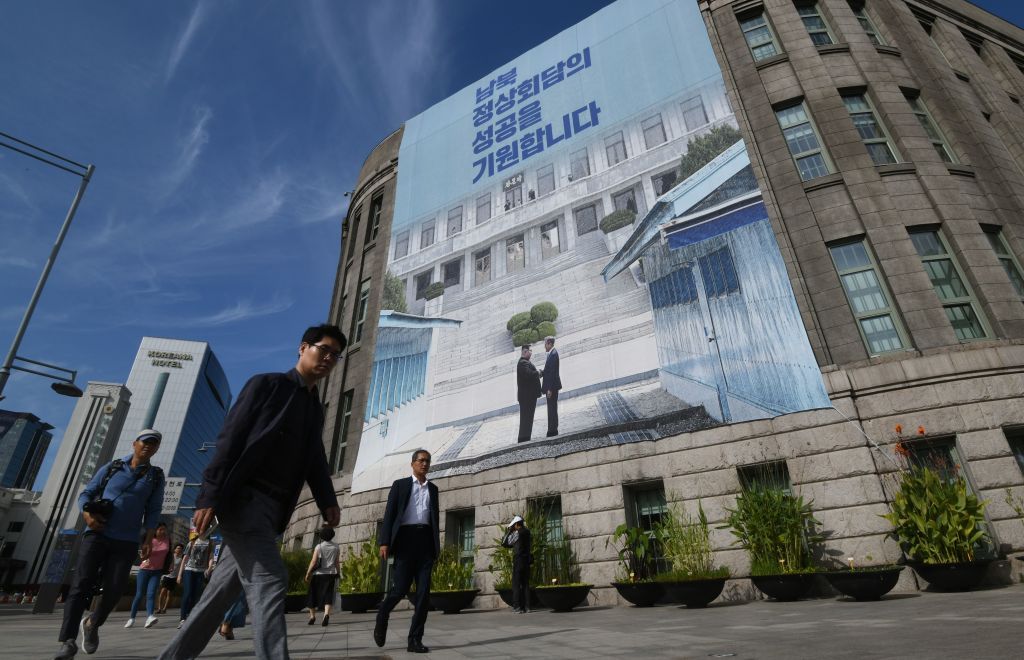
[166,3,207,83]
[160,105,213,199]
[0,255,35,268]
[174,295,294,327]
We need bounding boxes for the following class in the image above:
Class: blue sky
[0,0,1020,490]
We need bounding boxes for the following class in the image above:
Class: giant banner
[352,0,829,492]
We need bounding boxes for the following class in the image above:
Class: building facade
[0,411,53,489]
[289,0,1024,606]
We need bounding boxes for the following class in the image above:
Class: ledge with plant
[427,544,478,613]
[338,536,385,613]
[654,502,730,608]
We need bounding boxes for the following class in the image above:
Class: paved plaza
[3,584,1021,659]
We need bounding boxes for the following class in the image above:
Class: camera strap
[97,459,153,505]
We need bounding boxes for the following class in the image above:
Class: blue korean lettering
[473,100,493,128]
[496,89,516,115]
[496,67,517,89]
[571,101,601,133]
[544,114,572,149]
[475,79,496,103]
[472,153,495,184]
[541,62,565,89]
[518,101,542,131]
[565,47,592,76]
[520,128,544,160]
[516,75,540,102]
[495,142,520,171]
[495,113,517,143]
[473,125,495,155]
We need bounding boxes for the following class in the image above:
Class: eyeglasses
[413,458,431,464]
[309,343,343,361]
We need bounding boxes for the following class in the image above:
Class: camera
[83,498,114,519]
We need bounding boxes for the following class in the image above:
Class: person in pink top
[126,522,170,629]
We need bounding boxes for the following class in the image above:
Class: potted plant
[882,440,991,591]
[489,508,547,609]
[339,536,385,613]
[607,524,664,607]
[822,555,904,601]
[428,544,479,614]
[599,208,636,253]
[655,503,730,608]
[533,539,592,612]
[723,480,822,601]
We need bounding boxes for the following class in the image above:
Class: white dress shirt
[399,476,431,525]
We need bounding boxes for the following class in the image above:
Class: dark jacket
[195,369,338,533]
[380,476,441,558]
[542,348,561,393]
[503,525,532,564]
[517,357,542,402]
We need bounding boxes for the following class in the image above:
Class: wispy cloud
[173,295,294,327]
[165,4,207,83]
[160,104,213,199]
[0,255,35,268]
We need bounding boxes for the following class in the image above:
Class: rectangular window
[527,496,564,545]
[353,278,371,343]
[574,203,599,235]
[506,235,525,274]
[738,460,791,493]
[1005,428,1024,475]
[652,169,679,196]
[905,93,957,163]
[624,482,669,576]
[829,239,908,354]
[775,102,833,181]
[698,246,741,298]
[414,271,433,300]
[642,114,667,148]
[394,230,410,259]
[739,10,781,61]
[420,220,435,249]
[365,193,383,243]
[541,220,560,260]
[797,2,835,46]
[842,92,898,165]
[570,148,590,180]
[443,259,461,288]
[612,187,638,213]
[0,542,16,558]
[680,96,708,132]
[605,131,628,166]
[474,248,491,286]
[445,509,476,570]
[7,521,24,533]
[850,2,885,46]
[447,206,463,237]
[346,205,363,259]
[476,193,491,224]
[504,185,522,211]
[909,228,988,340]
[536,164,555,197]
[330,389,353,473]
[983,227,1024,298]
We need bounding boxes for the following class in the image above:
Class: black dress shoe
[373,620,387,648]
[407,641,430,653]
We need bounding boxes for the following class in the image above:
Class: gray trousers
[157,491,288,660]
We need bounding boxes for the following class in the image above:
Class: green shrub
[599,209,636,234]
[507,311,532,332]
[657,502,729,580]
[431,544,475,591]
[722,484,822,576]
[530,302,558,324]
[512,328,539,347]
[281,549,313,594]
[423,282,445,300]
[511,316,534,333]
[535,321,556,339]
[382,270,408,313]
[679,124,743,180]
[340,535,384,593]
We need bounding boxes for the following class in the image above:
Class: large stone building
[289,0,1024,606]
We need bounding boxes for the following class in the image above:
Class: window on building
[642,114,667,149]
[796,2,835,46]
[476,193,492,224]
[394,230,410,259]
[915,11,954,69]
[541,220,560,260]
[447,206,463,237]
[605,131,628,166]
[909,228,989,340]
[699,246,741,298]
[612,187,638,213]
[528,496,564,545]
[842,92,899,165]
[365,192,383,243]
[420,220,435,249]
[443,259,462,288]
[983,227,1024,299]
[624,482,669,575]
[652,169,679,196]
[570,148,590,180]
[739,10,782,61]
[506,235,526,274]
[0,542,16,558]
[536,164,556,197]
[574,203,599,236]
[1005,428,1024,475]
[445,509,476,570]
[7,521,24,533]
[905,93,957,163]
[849,2,885,46]
[330,389,353,473]
[828,238,908,354]
[505,185,523,211]
[346,205,363,259]
[474,248,491,286]
[681,96,709,132]
[414,271,433,300]
[738,460,792,493]
[775,102,833,181]
[352,279,371,344]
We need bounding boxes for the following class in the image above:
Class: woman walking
[125,522,170,628]
[304,526,341,626]
[177,531,213,628]
[157,542,184,614]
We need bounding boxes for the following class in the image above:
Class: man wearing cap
[54,430,165,659]
[516,345,542,442]
[501,515,532,613]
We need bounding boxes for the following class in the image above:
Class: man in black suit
[516,345,542,442]
[158,324,344,660]
[541,336,562,437]
[374,449,439,654]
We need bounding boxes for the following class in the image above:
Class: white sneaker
[144,616,158,629]
[177,620,184,629]
[124,618,135,629]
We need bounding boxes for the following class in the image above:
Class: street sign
[162,477,187,514]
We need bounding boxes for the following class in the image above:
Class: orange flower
[894,441,910,457]
[894,424,903,435]
[917,426,926,436]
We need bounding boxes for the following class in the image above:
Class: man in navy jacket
[158,324,343,660]
[541,336,562,437]
[374,449,439,654]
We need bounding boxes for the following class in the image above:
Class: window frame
[612,187,638,213]
[445,509,476,570]
[420,219,435,249]
[849,2,885,46]
[574,203,599,236]
[795,1,836,47]
[652,169,679,196]
[569,148,590,180]
[775,100,834,181]
[680,96,709,133]
[365,192,383,244]
[641,113,667,149]
[505,234,526,274]
[476,193,492,224]
[982,226,1024,299]
[540,219,561,260]
[904,92,957,163]
[605,131,628,166]
[353,278,371,344]
[447,206,463,237]
[330,389,354,473]
[414,270,433,301]
[394,230,410,259]
[346,204,363,260]
[536,164,556,197]
[738,9,783,62]
[909,227,990,341]
[442,258,462,289]
[473,248,492,286]
[841,91,900,165]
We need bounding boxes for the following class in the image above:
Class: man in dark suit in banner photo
[516,345,542,442]
[374,449,440,654]
[541,336,562,437]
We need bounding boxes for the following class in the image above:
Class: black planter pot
[340,591,384,613]
[534,584,592,612]
[909,561,990,592]
[662,577,727,608]
[428,589,480,614]
[611,581,664,607]
[751,573,816,601]
[824,566,903,601]
[284,593,306,613]
[497,587,540,609]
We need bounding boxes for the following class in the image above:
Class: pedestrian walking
[176,532,213,627]
[304,526,340,626]
[501,515,533,613]
[157,543,184,614]
[125,521,171,628]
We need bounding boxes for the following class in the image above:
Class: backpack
[96,459,165,502]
